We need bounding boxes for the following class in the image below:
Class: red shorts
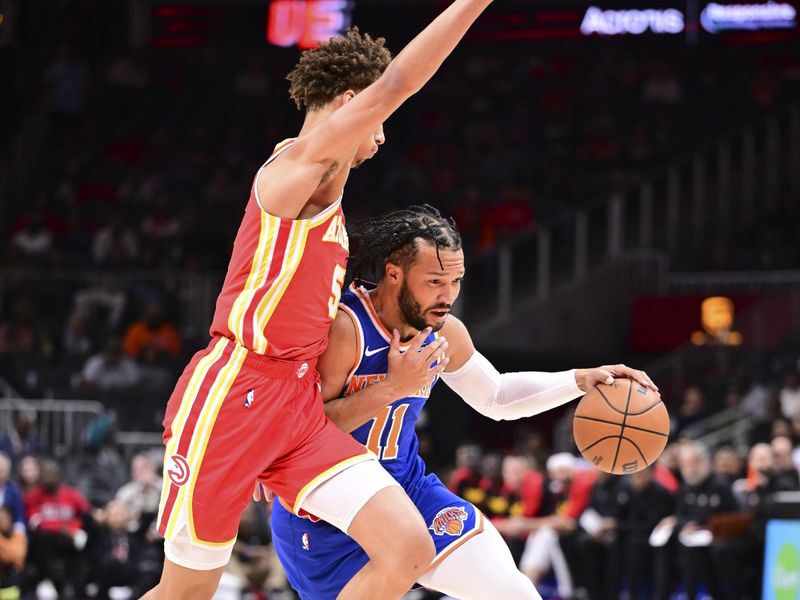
[156,336,371,546]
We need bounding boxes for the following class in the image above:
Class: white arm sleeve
[440,350,584,421]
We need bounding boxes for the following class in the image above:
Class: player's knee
[382,524,435,578]
[497,572,543,600]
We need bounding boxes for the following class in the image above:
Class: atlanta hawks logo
[429,506,468,537]
[166,454,190,487]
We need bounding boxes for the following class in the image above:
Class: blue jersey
[339,282,438,486]
[271,283,484,599]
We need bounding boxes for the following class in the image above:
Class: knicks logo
[429,506,468,537]
[166,454,191,487]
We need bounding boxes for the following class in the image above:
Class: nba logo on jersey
[244,389,255,408]
[429,506,468,537]
[302,532,310,551]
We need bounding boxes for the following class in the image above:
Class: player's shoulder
[329,307,359,346]
[439,314,472,346]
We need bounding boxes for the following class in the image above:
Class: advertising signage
[147,0,800,48]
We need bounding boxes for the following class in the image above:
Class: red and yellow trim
[227,212,281,348]
[158,338,228,532]
[252,220,311,354]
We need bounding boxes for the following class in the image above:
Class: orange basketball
[573,378,669,474]
[445,520,464,535]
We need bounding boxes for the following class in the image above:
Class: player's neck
[369,286,419,341]
[298,105,337,137]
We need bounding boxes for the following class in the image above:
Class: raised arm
[259,0,494,217]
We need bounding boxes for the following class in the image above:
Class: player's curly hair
[348,204,462,281]
[287,27,392,111]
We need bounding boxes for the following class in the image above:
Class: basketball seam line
[625,398,664,416]
[626,436,649,465]
[595,386,626,415]
[574,415,668,437]
[579,434,623,454]
[610,379,633,473]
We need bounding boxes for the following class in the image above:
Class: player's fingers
[422,337,448,362]
[252,482,262,502]
[410,327,432,353]
[593,369,614,386]
[430,355,450,377]
[389,329,401,355]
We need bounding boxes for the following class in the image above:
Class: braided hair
[348,204,462,281]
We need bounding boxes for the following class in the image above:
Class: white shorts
[164,457,398,570]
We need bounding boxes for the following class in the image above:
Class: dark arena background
[2,0,800,598]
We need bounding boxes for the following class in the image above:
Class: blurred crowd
[0,414,293,600]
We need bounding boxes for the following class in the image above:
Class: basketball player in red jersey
[144,2,497,599]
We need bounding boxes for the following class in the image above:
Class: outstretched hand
[575,364,658,393]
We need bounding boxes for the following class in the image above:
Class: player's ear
[385,261,402,285]
[341,90,357,105]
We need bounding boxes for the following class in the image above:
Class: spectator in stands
[122,302,182,361]
[779,368,800,419]
[447,443,486,511]
[9,210,55,266]
[24,459,90,599]
[481,452,552,570]
[654,441,739,600]
[713,446,744,486]
[91,211,140,267]
[16,456,39,495]
[81,338,140,394]
[572,471,628,599]
[674,385,710,436]
[0,413,41,467]
[115,453,162,530]
[518,453,596,599]
[618,467,675,600]
[771,437,800,487]
[71,278,127,333]
[91,500,144,600]
[0,506,25,600]
[62,313,93,365]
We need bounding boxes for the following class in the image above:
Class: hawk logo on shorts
[297,362,309,378]
[302,532,310,551]
[245,389,255,408]
[429,506,468,537]
[166,454,190,487]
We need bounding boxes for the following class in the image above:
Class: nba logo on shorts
[166,454,190,487]
[429,506,468,537]
[302,532,310,551]
[245,389,255,408]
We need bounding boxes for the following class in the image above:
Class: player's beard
[398,279,448,333]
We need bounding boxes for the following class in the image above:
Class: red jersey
[25,484,90,534]
[210,140,349,360]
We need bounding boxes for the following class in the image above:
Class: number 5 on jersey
[366,403,410,460]
[328,264,347,319]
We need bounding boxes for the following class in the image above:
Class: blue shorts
[271,472,483,599]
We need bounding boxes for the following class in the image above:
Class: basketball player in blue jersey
[270,205,658,599]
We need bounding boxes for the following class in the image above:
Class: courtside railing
[463,102,800,327]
